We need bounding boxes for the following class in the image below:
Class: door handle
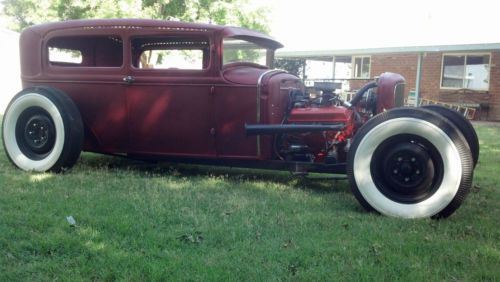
[123,75,135,84]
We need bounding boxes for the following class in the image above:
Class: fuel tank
[376,72,406,112]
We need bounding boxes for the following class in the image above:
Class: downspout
[332,56,336,80]
[302,60,307,81]
[415,52,423,106]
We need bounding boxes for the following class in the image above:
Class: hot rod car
[2,19,478,218]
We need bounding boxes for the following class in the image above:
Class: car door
[42,31,128,153]
[125,34,217,157]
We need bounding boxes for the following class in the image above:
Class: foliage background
[274,58,306,77]
[1,0,269,32]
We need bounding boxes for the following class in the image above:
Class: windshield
[223,38,268,67]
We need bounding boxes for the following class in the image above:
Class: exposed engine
[246,72,405,169]
[274,88,355,166]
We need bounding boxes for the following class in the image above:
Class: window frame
[221,37,270,68]
[351,55,371,79]
[45,34,125,70]
[440,52,491,91]
[129,34,212,74]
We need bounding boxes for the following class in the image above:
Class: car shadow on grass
[78,153,350,194]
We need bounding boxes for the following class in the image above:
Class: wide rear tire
[2,87,83,172]
[347,108,473,218]
[422,104,479,168]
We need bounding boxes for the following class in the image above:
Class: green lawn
[0,119,499,281]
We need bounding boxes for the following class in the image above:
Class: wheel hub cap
[383,142,432,190]
[370,134,444,204]
[15,107,56,159]
[24,115,52,151]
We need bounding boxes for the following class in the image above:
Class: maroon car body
[3,19,477,219]
[19,19,305,161]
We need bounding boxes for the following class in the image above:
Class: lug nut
[411,157,416,162]
[393,169,398,174]
[416,170,420,175]
[404,177,409,182]
[397,157,403,162]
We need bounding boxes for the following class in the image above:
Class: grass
[0,117,499,281]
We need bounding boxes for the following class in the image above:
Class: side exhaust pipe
[245,123,345,136]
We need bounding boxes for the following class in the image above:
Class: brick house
[277,43,500,120]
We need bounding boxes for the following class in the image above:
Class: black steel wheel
[347,107,473,218]
[2,87,83,172]
[422,104,479,168]
[370,134,444,204]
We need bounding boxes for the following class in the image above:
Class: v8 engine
[247,72,406,167]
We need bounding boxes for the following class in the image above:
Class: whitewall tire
[2,87,83,172]
[422,104,479,168]
[347,108,473,219]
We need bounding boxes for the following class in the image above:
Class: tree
[274,58,306,78]
[1,0,269,33]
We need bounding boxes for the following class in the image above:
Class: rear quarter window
[49,48,82,64]
[47,36,123,67]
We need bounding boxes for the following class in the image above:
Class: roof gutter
[276,43,500,59]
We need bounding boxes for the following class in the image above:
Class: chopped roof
[24,19,283,50]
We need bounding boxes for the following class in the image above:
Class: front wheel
[347,108,473,218]
[2,87,83,172]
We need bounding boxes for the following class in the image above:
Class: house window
[441,54,490,90]
[352,56,370,78]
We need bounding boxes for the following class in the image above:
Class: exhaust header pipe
[245,123,345,136]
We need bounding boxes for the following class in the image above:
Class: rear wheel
[2,87,83,172]
[422,104,479,168]
[347,108,473,218]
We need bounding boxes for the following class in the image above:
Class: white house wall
[0,29,21,114]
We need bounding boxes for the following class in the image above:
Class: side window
[47,36,123,67]
[49,48,82,64]
[131,36,210,70]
